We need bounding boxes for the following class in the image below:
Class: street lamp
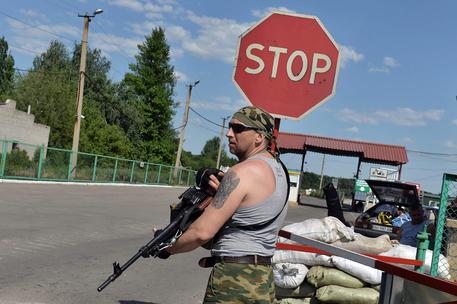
[70,8,103,178]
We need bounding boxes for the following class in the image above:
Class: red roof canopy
[277,132,408,166]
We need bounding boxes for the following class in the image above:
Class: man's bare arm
[212,170,239,209]
[167,168,245,254]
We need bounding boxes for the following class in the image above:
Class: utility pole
[216,116,228,169]
[70,9,103,178]
[319,154,326,195]
[174,80,199,177]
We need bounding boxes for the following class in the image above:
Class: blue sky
[1,0,457,193]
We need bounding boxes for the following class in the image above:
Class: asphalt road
[0,182,357,304]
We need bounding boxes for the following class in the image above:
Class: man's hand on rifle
[142,228,171,259]
[196,167,224,195]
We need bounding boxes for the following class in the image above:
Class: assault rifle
[97,186,212,292]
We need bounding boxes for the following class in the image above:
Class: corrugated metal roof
[277,132,408,165]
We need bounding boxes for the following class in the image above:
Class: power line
[9,44,42,56]
[41,0,81,16]
[0,10,75,43]
[189,106,225,128]
[407,149,457,157]
[188,121,220,135]
[13,67,75,78]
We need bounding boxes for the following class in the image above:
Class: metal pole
[92,155,98,182]
[174,81,198,177]
[270,118,281,153]
[216,117,227,169]
[71,15,90,178]
[37,145,44,179]
[1,140,8,177]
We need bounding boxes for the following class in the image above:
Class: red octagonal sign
[233,12,340,120]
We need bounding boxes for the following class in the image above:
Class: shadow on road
[119,301,159,304]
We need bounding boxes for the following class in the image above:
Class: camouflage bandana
[231,106,274,141]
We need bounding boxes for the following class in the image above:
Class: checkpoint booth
[288,170,302,203]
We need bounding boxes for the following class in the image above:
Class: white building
[0,99,50,158]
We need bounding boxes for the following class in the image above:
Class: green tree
[124,27,177,163]
[79,102,132,157]
[181,137,237,170]
[0,36,15,100]
[13,41,75,148]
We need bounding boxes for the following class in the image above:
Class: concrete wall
[0,99,50,158]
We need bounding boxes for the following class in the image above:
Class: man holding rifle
[166,106,289,303]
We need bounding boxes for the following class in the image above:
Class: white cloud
[20,9,49,22]
[91,32,140,58]
[128,21,161,36]
[445,140,457,148]
[251,7,296,18]
[107,0,144,12]
[345,126,359,133]
[369,66,390,73]
[108,0,176,19]
[369,56,399,73]
[179,11,252,63]
[338,108,378,125]
[144,2,174,19]
[6,18,79,55]
[192,96,247,112]
[375,108,443,126]
[339,45,364,68]
[337,107,444,127]
[383,56,399,67]
[452,119,457,125]
[174,70,189,83]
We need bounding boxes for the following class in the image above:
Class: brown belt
[199,255,272,268]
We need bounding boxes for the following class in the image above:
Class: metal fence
[0,139,196,187]
[431,173,457,280]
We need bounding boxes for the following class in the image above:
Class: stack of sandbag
[273,217,387,303]
[274,265,380,304]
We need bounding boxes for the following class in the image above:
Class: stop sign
[233,12,340,120]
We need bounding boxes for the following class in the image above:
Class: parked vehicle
[353,179,438,239]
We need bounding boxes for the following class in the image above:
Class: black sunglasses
[228,122,259,133]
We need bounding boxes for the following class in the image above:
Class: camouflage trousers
[203,262,275,304]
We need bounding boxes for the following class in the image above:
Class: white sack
[331,256,383,285]
[273,263,309,289]
[380,244,451,280]
[273,250,333,267]
[280,217,355,244]
[332,233,393,255]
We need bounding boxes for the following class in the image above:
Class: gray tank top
[211,155,288,257]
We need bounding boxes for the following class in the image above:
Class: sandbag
[331,233,393,255]
[306,266,365,288]
[331,256,382,285]
[281,217,355,244]
[316,285,379,304]
[275,281,316,299]
[274,263,309,289]
[380,244,451,279]
[273,250,333,267]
